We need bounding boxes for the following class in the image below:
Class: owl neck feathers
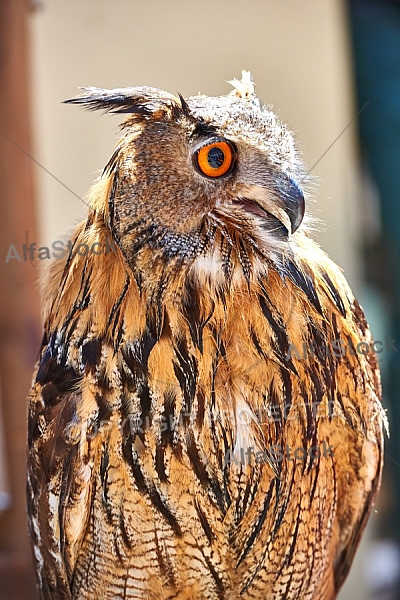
[42,188,354,349]
[40,198,382,471]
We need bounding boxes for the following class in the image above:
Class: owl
[27,72,385,599]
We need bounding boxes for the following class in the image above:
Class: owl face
[66,76,305,280]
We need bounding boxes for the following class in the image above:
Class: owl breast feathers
[27,72,385,600]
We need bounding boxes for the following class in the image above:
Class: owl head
[66,72,306,288]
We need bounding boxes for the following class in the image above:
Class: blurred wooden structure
[0,0,41,597]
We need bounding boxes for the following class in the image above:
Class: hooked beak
[234,176,305,237]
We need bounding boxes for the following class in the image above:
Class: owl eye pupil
[207,147,225,169]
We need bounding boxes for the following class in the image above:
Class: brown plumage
[27,72,386,599]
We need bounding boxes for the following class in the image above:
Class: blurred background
[0,0,399,598]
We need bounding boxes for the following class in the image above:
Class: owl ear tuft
[63,86,180,116]
[177,92,192,119]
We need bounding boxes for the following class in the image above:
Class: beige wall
[27,0,367,597]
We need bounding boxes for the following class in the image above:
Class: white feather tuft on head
[228,70,257,103]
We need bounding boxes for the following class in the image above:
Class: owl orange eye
[194,139,236,178]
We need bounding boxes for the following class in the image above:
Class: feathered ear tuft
[177,92,192,119]
[63,86,180,116]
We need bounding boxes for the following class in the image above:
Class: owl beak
[280,177,305,234]
[235,178,305,237]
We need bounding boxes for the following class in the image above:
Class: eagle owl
[27,72,385,599]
